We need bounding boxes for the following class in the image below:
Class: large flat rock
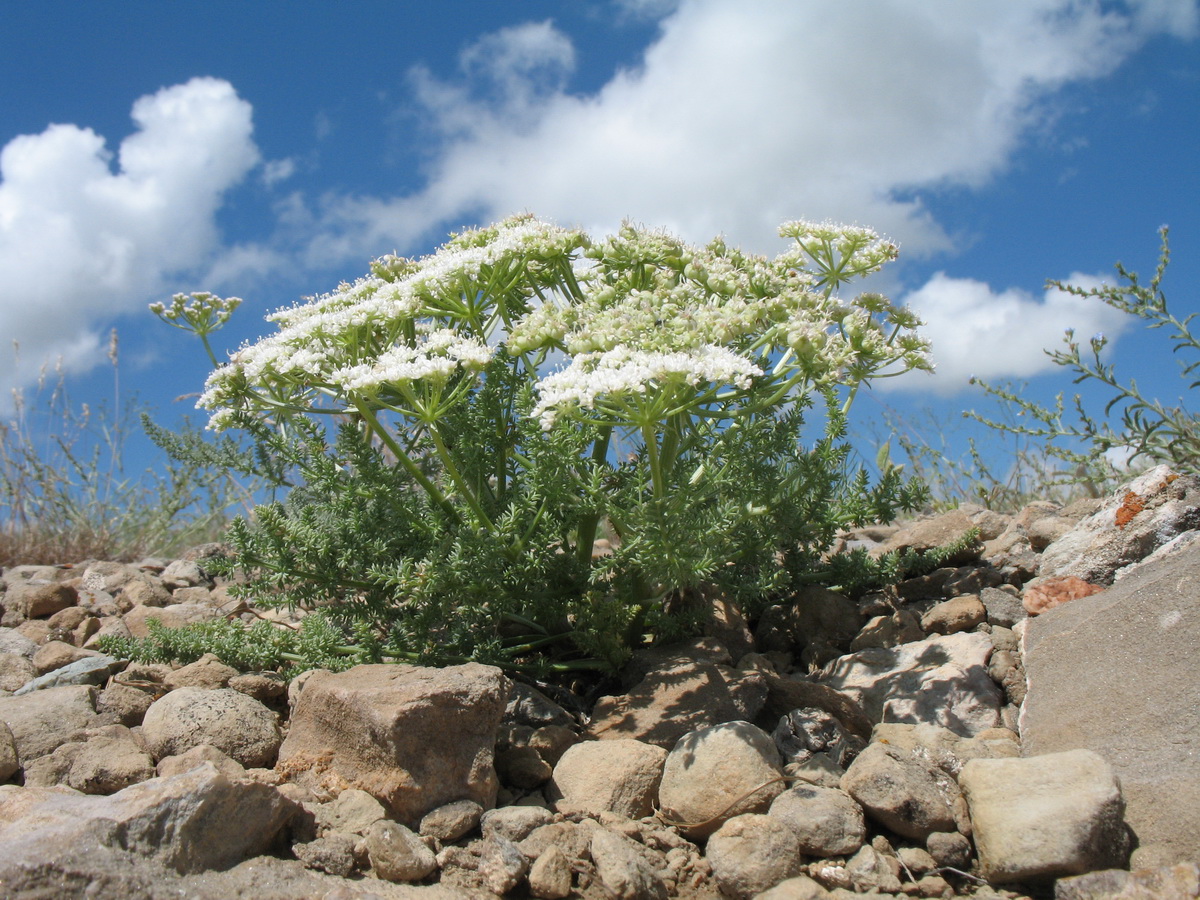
[1021,543,1200,867]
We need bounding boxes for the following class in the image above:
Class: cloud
[895,272,1134,393]
[0,77,258,401]
[303,0,1189,264]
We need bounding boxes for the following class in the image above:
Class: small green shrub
[968,227,1198,484]
[155,215,933,673]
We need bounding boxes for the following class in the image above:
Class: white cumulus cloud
[897,272,1134,394]
[0,77,259,400]
[307,0,1191,263]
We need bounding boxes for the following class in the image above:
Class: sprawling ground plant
[152,215,932,673]
[967,227,1197,491]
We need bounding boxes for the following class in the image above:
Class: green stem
[576,425,613,568]
[642,422,666,501]
[352,401,459,523]
[431,423,494,531]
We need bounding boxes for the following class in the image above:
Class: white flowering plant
[164,215,931,672]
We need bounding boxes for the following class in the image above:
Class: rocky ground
[1,464,1198,900]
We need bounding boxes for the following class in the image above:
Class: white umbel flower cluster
[532,345,764,430]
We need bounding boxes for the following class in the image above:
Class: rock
[3,581,77,621]
[14,653,121,694]
[0,627,39,657]
[840,742,959,841]
[587,660,767,748]
[772,707,861,768]
[0,651,36,691]
[0,720,17,780]
[362,819,437,882]
[926,829,973,869]
[496,744,553,788]
[482,805,555,842]
[658,721,785,839]
[159,559,210,590]
[980,586,1027,628]
[1022,544,1200,867]
[820,631,1003,736]
[761,674,874,742]
[227,671,287,703]
[276,663,509,825]
[34,724,155,793]
[1054,861,1200,899]
[869,722,1020,774]
[122,601,220,637]
[315,787,389,835]
[478,835,529,894]
[293,833,359,877]
[1039,466,1200,584]
[589,827,668,900]
[518,820,592,863]
[872,509,981,563]
[920,595,986,634]
[0,762,296,873]
[706,813,803,900]
[546,738,666,819]
[31,640,93,674]
[528,725,577,768]
[1023,575,1106,615]
[959,749,1129,883]
[850,609,924,650]
[96,680,158,726]
[163,653,239,690]
[141,686,281,768]
[844,844,902,893]
[768,784,865,856]
[527,844,573,899]
[0,683,98,761]
[156,743,247,781]
[505,682,575,729]
[419,799,483,842]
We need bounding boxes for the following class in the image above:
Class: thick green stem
[576,425,613,568]
[431,423,494,531]
[642,423,666,501]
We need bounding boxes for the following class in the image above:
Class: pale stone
[142,687,281,768]
[363,819,437,882]
[590,827,667,900]
[658,721,784,839]
[768,784,865,857]
[706,813,804,900]
[547,738,666,819]
[959,749,1129,883]
[840,742,959,841]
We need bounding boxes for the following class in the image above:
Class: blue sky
[2,1,1198,483]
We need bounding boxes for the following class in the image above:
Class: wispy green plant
[967,227,1196,482]
[161,215,932,672]
[0,332,251,567]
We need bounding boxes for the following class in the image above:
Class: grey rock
[0,627,39,657]
[141,687,280,768]
[478,835,529,894]
[315,788,388,836]
[1040,465,1200,585]
[768,784,865,857]
[658,721,784,839]
[419,798,483,842]
[980,587,1027,628]
[754,875,833,899]
[292,833,359,877]
[820,631,1003,736]
[1054,861,1200,900]
[0,683,98,761]
[959,749,1129,884]
[773,707,862,769]
[363,819,437,882]
[527,844,573,899]
[14,653,121,695]
[840,742,959,841]
[0,762,296,874]
[706,813,803,900]
[0,651,37,691]
[589,827,668,900]
[844,844,902,893]
[0,720,17,779]
[481,805,554,842]
[926,830,972,869]
[505,682,574,729]
[1022,543,1200,867]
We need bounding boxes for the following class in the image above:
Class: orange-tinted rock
[1022,576,1105,616]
